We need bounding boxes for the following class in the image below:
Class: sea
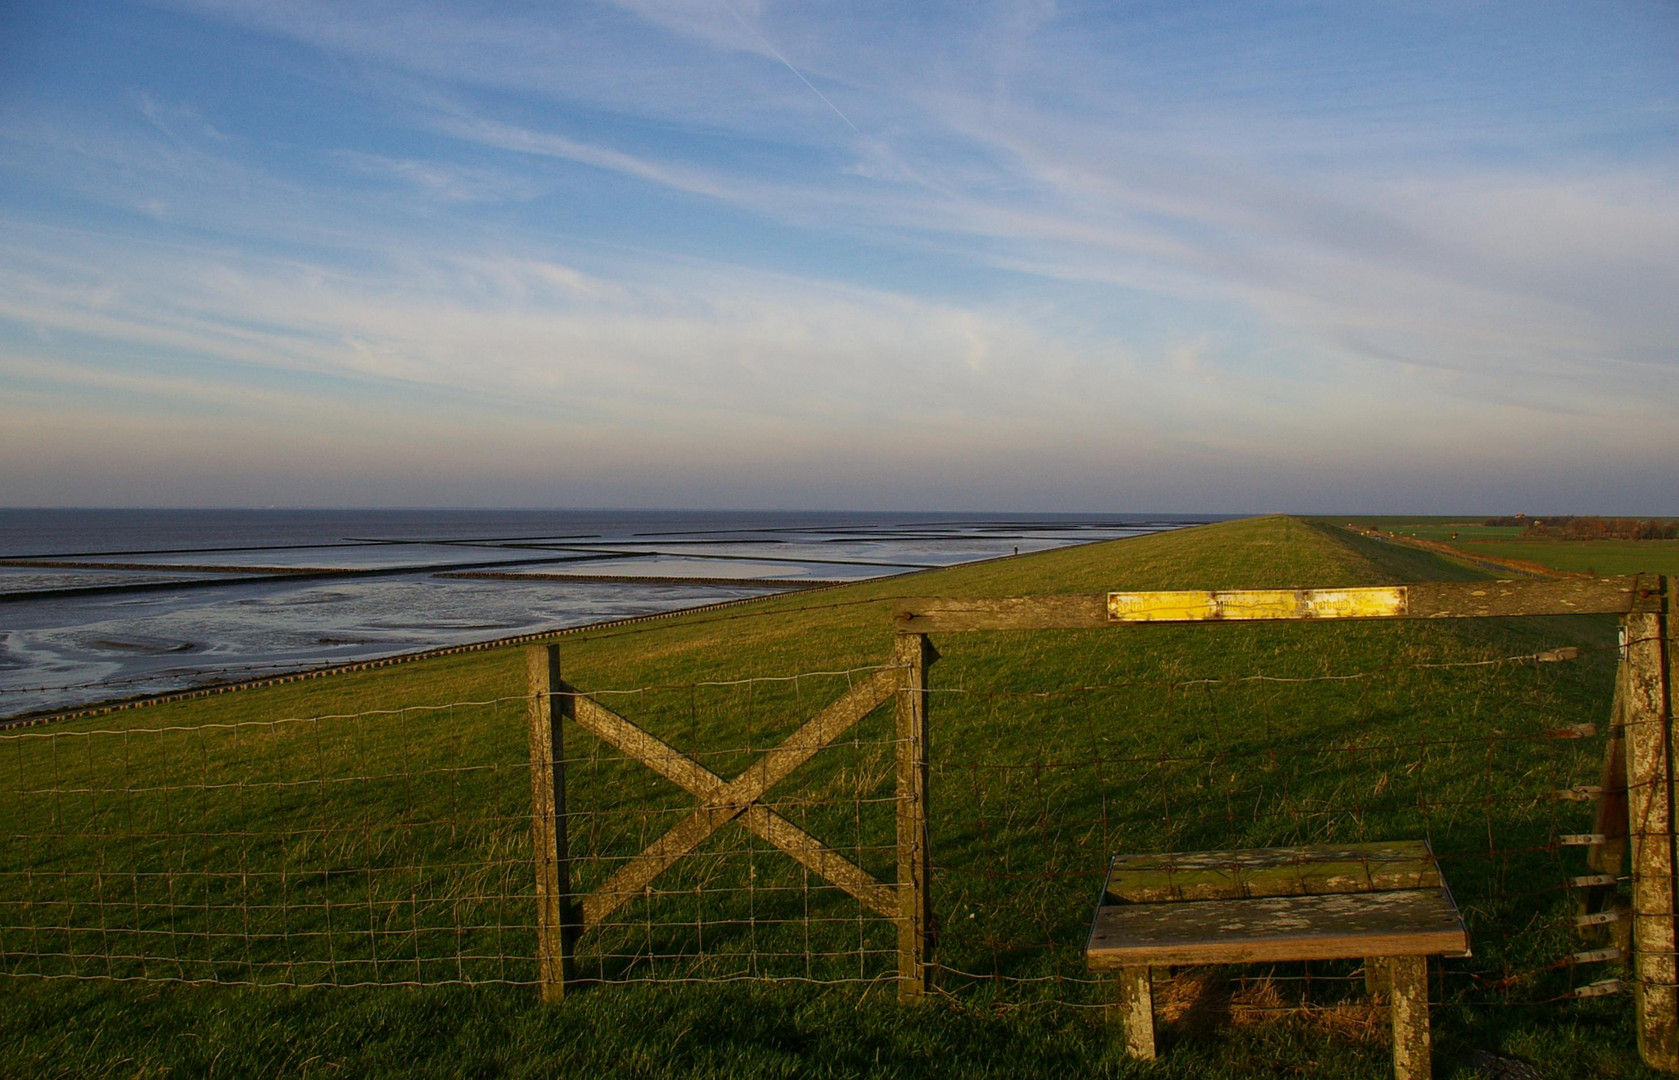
[0,509,1211,720]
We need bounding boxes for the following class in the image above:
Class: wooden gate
[524,633,936,1004]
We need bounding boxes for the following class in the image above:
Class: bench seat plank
[1087,887,1468,968]
[1106,841,1440,903]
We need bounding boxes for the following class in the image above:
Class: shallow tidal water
[0,509,1208,718]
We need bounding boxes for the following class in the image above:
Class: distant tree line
[1482,516,1679,540]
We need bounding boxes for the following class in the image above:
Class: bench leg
[1365,955,1391,1002]
[1389,955,1430,1080]
[1111,966,1156,1060]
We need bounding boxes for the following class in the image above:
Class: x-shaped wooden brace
[565,664,902,927]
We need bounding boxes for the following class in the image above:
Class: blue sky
[1,1,1675,511]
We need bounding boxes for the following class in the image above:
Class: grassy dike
[1325,516,1679,578]
[0,516,1656,1078]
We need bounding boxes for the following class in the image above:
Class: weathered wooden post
[1112,967,1156,1060]
[894,632,936,1002]
[1623,576,1676,1069]
[1388,954,1431,1079]
[526,644,577,1001]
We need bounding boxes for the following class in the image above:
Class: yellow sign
[1107,587,1408,623]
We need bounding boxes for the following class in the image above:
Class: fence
[522,642,930,1002]
[0,696,541,987]
[0,575,1670,1068]
[895,574,1671,1068]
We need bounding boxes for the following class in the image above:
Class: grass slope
[0,517,1652,1078]
[1329,516,1679,578]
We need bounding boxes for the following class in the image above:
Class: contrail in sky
[717,1,860,133]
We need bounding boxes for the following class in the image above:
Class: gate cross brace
[565,665,903,927]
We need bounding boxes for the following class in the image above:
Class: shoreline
[0,546,1019,731]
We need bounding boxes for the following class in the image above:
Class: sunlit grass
[1329,516,1679,577]
[0,516,1650,1078]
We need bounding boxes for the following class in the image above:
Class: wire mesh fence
[917,626,1624,1013]
[0,617,1641,1020]
[553,666,906,986]
[0,667,911,989]
[1,698,539,987]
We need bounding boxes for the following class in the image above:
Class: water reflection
[0,510,1208,719]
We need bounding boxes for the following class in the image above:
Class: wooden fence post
[1624,577,1676,1069]
[894,632,935,1002]
[527,644,577,1001]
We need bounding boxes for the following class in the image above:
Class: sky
[0,1,1675,513]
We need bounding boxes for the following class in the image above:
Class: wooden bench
[1085,841,1468,1080]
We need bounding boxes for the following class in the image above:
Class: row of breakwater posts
[0,577,872,730]
[4,532,1057,729]
[520,575,1675,1074]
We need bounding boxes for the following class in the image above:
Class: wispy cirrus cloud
[1,0,1675,509]
[425,112,739,200]
[331,151,548,205]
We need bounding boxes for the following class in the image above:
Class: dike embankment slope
[5,516,1636,1080]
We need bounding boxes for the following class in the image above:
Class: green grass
[1328,516,1529,543]
[1327,516,1679,577]
[1450,539,1679,577]
[0,516,1655,1078]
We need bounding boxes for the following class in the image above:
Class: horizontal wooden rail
[894,576,1659,632]
[522,649,935,1003]
[566,667,902,928]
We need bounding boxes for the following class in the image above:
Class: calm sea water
[0,509,1210,718]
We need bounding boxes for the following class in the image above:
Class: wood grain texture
[1406,576,1654,618]
[1106,842,1439,903]
[572,694,722,800]
[1107,587,1406,622]
[894,576,1651,632]
[893,595,1108,633]
[744,805,896,918]
[1389,954,1431,1080]
[1114,967,1156,1060]
[1625,602,1679,1071]
[894,632,935,1002]
[1365,955,1391,1002]
[1085,889,1468,968]
[525,645,568,1002]
[573,667,902,927]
